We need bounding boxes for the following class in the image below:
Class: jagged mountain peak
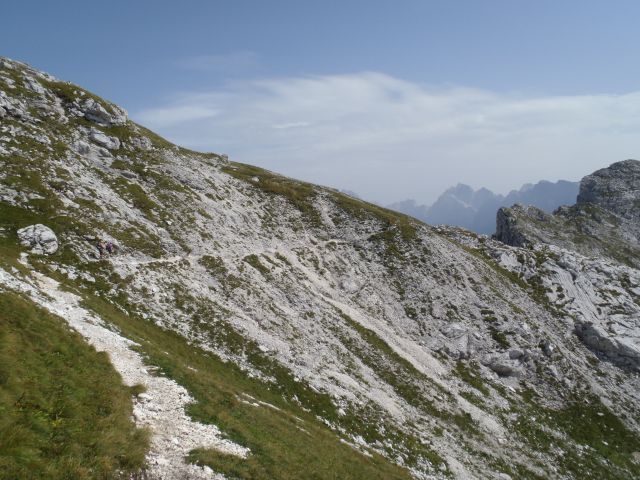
[390,179,578,235]
[2,57,640,479]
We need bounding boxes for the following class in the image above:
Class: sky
[3,1,640,204]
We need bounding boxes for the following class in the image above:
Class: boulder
[89,129,120,150]
[130,136,153,151]
[80,98,127,126]
[508,348,524,360]
[441,323,476,359]
[482,354,522,377]
[23,75,46,95]
[17,224,58,254]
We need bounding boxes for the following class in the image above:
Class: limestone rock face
[494,204,548,247]
[23,75,46,95]
[577,159,640,222]
[575,321,640,372]
[494,160,640,269]
[17,224,58,254]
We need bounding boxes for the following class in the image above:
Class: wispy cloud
[137,105,220,128]
[134,72,640,204]
[272,121,310,130]
[176,51,259,73]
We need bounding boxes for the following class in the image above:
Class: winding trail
[0,265,248,479]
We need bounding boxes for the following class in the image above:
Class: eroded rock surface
[17,224,58,254]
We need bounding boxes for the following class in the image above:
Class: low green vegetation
[454,361,490,396]
[198,255,228,276]
[514,389,640,479]
[0,291,148,479]
[488,326,510,349]
[333,192,417,243]
[243,253,271,276]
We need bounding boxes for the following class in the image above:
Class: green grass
[198,255,228,276]
[243,254,271,276]
[41,79,119,117]
[222,162,420,248]
[454,361,490,396]
[0,291,148,479]
[514,389,640,479]
[488,326,510,349]
[332,192,418,243]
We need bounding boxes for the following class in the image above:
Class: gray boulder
[130,135,153,151]
[89,129,121,150]
[17,224,58,254]
[482,354,522,377]
[81,98,127,126]
[23,75,46,95]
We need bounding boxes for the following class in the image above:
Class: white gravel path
[0,266,248,479]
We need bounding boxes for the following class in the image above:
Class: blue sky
[4,1,640,203]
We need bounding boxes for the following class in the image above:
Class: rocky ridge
[1,57,640,479]
[495,160,640,269]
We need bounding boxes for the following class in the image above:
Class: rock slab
[17,224,58,254]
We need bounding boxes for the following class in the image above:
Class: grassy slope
[0,290,148,480]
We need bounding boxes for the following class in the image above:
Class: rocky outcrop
[494,205,539,247]
[89,128,121,150]
[482,354,523,377]
[494,160,640,268]
[575,321,640,372]
[17,224,58,254]
[80,97,127,126]
[577,159,640,222]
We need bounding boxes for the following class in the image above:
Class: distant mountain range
[388,179,579,234]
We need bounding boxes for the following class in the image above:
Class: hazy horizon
[4,1,639,204]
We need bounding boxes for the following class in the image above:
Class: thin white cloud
[134,72,640,204]
[272,121,310,130]
[137,105,220,128]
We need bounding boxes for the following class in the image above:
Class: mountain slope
[1,57,640,479]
